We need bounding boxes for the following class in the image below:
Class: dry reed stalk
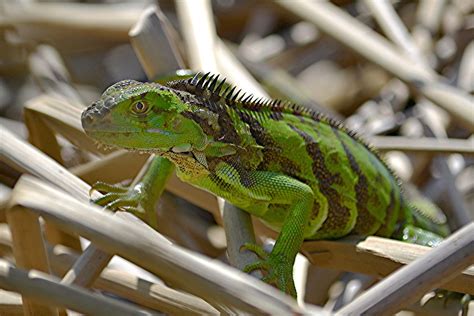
[129,5,185,79]
[370,136,474,154]
[0,289,22,316]
[174,0,266,283]
[1,2,144,41]
[338,223,474,315]
[6,205,58,316]
[276,1,474,130]
[302,236,473,295]
[363,0,426,65]
[9,175,309,315]
[0,224,220,315]
[0,259,157,315]
[0,126,226,314]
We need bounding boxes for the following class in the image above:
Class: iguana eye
[131,101,149,114]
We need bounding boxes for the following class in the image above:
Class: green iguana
[81,73,448,296]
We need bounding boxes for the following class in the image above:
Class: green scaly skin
[81,73,446,297]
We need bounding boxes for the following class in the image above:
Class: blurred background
[0,0,473,314]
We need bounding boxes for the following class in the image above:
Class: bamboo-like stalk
[416,0,446,35]
[302,236,473,295]
[60,211,170,309]
[28,45,84,106]
[363,0,426,65]
[5,106,290,313]
[54,245,220,315]
[0,226,220,315]
[60,243,113,288]
[1,2,144,41]
[6,205,58,316]
[0,289,23,316]
[1,124,95,201]
[338,223,474,315]
[174,0,267,289]
[9,175,309,315]
[457,41,474,91]
[175,0,218,71]
[0,259,158,316]
[370,136,474,154]
[276,1,474,130]
[434,157,472,230]
[216,40,267,97]
[129,5,185,79]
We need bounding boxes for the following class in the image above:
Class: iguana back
[168,74,408,240]
[82,73,413,240]
[82,72,448,295]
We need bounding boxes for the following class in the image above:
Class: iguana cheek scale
[81,73,446,297]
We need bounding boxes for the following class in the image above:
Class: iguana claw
[90,181,128,195]
[240,242,269,259]
[89,181,147,219]
[241,243,297,297]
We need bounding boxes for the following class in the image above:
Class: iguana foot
[241,243,296,297]
[90,181,146,219]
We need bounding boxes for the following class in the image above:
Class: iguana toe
[240,242,269,259]
[241,244,296,297]
[90,181,148,219]
[90,181,127,195]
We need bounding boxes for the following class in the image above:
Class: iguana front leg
[92,155,174,229]
[212,163,316,296]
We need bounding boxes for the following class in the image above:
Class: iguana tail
[392,198,449,247]
[409,197,450,238]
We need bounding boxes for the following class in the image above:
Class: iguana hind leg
[212,163,327,296]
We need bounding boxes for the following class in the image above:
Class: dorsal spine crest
[166,72,397,180]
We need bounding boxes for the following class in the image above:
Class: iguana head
[81,80,208,153]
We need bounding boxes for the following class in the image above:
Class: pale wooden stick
[457,41,474,92]
[434,157,472,230]
[363,0,426,65]
[71,150,148,184]
[29,45,84,106]
[93,269,219,315]
[10,175,308,315]
[2,2,144,41]
[175,0,218,71]
[338,223,474,315]
[6,205,58,316]
[0,259,158,315]
[1,124,95,201]
[174,0,266,289]
[216,40,267,97]
[61,211,171,294]
[302,236,473,295]
[0,226,219,315]
[129,5,185,79]
[275,1,474,130]
[223,203,262,278]
[416,0,446,35]
[0,289,23,316]
[23,98,84,253]
[52,245,219,315]
[370,136,474,154]
[60,243,113,288]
